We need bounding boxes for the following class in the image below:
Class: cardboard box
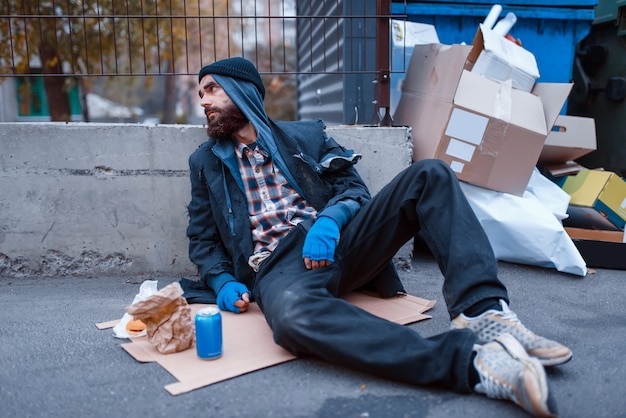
[468,24,540,92]
[565,227,626,270]
[561,170,626,230]
[539,115,597,177]
[393,43,572,196]
[539,115,597,164]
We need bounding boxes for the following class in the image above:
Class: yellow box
[561,170,626,230]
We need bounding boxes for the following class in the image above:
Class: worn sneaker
[452,300,572,366]
[473,333,558,417]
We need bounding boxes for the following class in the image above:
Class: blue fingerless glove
[302,216,340,262]
[217,281,250,313]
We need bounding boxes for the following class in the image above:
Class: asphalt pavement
[1,252,625,418]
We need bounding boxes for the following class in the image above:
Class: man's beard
[206,102,249,141]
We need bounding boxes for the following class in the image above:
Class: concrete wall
[0,122,412,278]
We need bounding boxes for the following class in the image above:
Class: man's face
[198,74,249,141]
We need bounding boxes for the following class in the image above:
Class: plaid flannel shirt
[234,141,317,255]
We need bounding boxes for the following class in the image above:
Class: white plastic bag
[113,280,159,339]
[460,169,587,276]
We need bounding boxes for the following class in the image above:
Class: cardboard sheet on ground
[97,292,435,396]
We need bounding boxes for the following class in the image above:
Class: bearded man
[181,57,571,417]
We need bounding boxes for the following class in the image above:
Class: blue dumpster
[391,0,597,84]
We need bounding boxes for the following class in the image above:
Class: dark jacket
[184,119,403,302]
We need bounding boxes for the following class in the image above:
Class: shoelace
[499,303,522,325]
[498,303,537,336]
[476,365,519,403]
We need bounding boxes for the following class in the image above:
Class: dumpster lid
[396,0,598,6]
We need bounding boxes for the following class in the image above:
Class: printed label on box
[446,138,476,162]
[445,108,488,145]
[449,160,465,173]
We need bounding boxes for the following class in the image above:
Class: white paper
[113,280,159,339]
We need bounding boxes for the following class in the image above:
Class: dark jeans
[253,159,509,393]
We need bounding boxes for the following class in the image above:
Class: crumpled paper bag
[113,280,159,339]
[459,168,587,276]
[125,282,195,354]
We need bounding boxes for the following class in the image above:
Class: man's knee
[265,289,314,350]
[411,158,454,177]
[404,159,458,190]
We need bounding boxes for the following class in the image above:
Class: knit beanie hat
[198,57,265,99]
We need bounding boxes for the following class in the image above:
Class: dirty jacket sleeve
[273,120,371,222]
[186,148,237,295]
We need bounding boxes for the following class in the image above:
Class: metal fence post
[374,0,392,126]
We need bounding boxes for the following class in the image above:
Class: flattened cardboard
[99,292,435,396]
[542,161,588,178]
[394,42,572,196]
[565,227,626,242]
[539,115,597,164]
[95,320,120,330]
[565,227,626,270]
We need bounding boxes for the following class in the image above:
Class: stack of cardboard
[538,114,625,269]
[392,18,625,270]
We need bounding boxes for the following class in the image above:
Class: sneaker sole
[538,351,573,367]
[496,333,557,418]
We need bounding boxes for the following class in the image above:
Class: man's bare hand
[303,257,332,270]
[233,292,251,313]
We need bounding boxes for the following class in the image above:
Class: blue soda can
[195,307,223,360]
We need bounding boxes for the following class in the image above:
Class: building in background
[295,0,380,125]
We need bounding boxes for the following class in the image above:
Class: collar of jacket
[209,126,308,202]
[211,139,244,192]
